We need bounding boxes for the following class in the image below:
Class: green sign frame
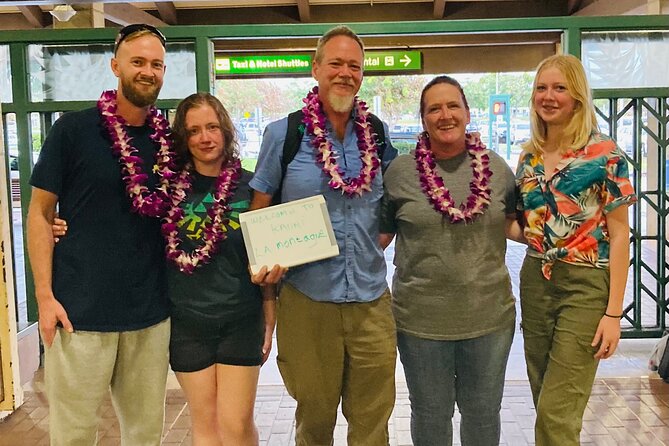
[215,55,312,75]
[364,51,422,71]
[215,50,422,76]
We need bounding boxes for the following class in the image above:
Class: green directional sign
[215,50,422,76]
[215,55,312,75]
[364,51,422,72]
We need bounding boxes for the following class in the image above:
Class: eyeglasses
[114,24,166,54]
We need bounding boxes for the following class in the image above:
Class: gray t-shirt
[380,150,516,340]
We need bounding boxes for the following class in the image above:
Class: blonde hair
[522,54,599,155]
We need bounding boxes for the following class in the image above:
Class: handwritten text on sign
[239,195,339,274]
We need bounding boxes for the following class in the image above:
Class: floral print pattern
[516,133,637,279]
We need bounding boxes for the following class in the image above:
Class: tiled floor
[3,239,669,445]
[1,374,668,445]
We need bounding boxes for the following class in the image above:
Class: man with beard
[249,25,398,445]
[27,24,170,445]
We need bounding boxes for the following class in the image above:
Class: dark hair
[419,75,470,120]
[114,24,166,55]
[314,25,365,63]
[171,93,239,171]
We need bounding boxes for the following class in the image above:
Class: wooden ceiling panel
[17,5,46,27]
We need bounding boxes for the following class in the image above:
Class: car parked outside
[512,122,531,144]
[234,123,248,144]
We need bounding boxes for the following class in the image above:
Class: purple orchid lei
[161,158,241,274]
[302,86,381,197]
[98,89,175,218]
[415,131,493,223]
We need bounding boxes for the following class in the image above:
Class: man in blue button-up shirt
[250,25,397,446]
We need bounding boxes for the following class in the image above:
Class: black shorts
[169,309,264,372]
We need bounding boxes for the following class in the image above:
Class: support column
[0,100,23,418]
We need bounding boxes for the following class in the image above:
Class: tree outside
[215,72,534,164]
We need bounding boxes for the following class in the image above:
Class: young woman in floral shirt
[516,54,637,446]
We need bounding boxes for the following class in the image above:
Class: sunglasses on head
[114,24,166,54]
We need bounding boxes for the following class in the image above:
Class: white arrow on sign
[400,54,412,67]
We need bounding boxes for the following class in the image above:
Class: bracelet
[604,312,623,319]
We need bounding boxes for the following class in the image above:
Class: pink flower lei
[161,159,241,274]
[302,86,381,197]
[415,132,493,223]
[98,89,175,218]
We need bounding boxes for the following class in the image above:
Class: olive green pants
[520,257,609,446]
[45,318,170,446]
[276,284,396,446]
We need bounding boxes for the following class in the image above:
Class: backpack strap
[272,110,305,204]
[282,110,306,177]
[367,112,387,169]
[272,109,387,204]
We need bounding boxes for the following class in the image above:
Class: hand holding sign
[250,264,288,286]
[240,195,339,274]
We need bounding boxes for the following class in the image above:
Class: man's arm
[380,121,398,170]
[250,190,272,211]
[27,187,73,347]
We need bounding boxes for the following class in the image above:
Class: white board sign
[240,194,339,274]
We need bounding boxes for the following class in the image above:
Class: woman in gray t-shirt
[380,76,524,446]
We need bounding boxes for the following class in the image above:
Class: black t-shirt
[167,169,262,320]
[30,107,169,331]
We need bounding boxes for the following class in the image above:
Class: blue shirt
[250,112,397,303]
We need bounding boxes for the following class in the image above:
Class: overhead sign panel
[215,51,422,76]
[364,51,422,71]
[215,55,312,75]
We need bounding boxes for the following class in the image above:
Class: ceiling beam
[567,0,583,14]
[0,0,179,4]
[17,5,47,28]
[434,0,446,18]
[104,2,167,27]
[646,0,663,14]
[573,0,647,15]
[297,0,310,22]
[154,1,177,25]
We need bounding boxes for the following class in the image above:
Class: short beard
[328,93,355,114]
[121,78,161,108]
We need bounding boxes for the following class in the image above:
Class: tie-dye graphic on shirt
[179,196,248,241]
[515,133,637,279]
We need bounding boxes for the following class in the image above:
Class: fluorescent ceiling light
[50,5,77,22]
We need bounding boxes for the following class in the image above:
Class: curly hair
[171,92,239,171]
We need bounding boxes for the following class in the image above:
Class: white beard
[328,93,355,113]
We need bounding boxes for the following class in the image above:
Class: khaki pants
[276,284,396,446]
[520,257,609,446]
[45,318,170,446]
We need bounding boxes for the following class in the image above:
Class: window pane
[582,31,669,89]
[29,42,196,101]
[0,45,11,102]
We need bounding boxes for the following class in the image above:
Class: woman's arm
[261,291,276,364]
[379,232,395,250]
[504,215,525,244]
[591,205,630,359]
